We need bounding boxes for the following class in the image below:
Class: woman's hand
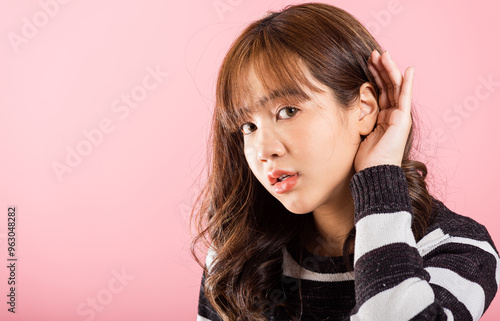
[354,49,415,173]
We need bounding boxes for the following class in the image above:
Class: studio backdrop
[1,0,499,320]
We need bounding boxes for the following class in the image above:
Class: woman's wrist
[349,164,413,223]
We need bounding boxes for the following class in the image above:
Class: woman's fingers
[372,50,396,107]
[380,51,403,108]
[367,51,389,109]
[368,50,403,109]
[399,66,415,116]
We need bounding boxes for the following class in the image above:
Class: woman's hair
[190,2,434,320]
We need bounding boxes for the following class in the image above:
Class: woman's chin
[280,203,315,215]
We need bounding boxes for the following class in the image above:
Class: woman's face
[242,66,362,215]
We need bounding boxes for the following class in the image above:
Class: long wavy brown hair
[190,2,434,320]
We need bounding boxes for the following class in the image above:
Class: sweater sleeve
[348,164,499,321]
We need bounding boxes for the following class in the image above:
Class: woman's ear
[356,82,379,136]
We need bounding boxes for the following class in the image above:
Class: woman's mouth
[273,174,299,194]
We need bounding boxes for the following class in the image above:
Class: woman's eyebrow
[243,88,310,113]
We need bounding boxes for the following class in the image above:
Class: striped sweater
[197,164,500,320]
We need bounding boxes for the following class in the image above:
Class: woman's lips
[267,169,298,185]
[273,174,299,194]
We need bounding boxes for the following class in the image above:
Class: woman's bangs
[222,48,326,134]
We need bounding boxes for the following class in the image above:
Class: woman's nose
[255,128,285,162]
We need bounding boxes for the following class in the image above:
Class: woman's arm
[348,164,499,320]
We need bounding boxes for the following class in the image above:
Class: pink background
[1,0,499,320]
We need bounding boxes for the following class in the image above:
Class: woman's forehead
[238,67,326,111]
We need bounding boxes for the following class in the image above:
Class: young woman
[190,2,499,320]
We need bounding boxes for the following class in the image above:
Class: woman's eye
[278,106,298,119]
[240,122,256,135]
[239,106,299,135]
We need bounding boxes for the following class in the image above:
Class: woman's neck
[307,190,355,257]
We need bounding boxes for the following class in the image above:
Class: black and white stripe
[197,164,499,320]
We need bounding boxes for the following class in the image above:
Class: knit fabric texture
[197,164,499,320]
